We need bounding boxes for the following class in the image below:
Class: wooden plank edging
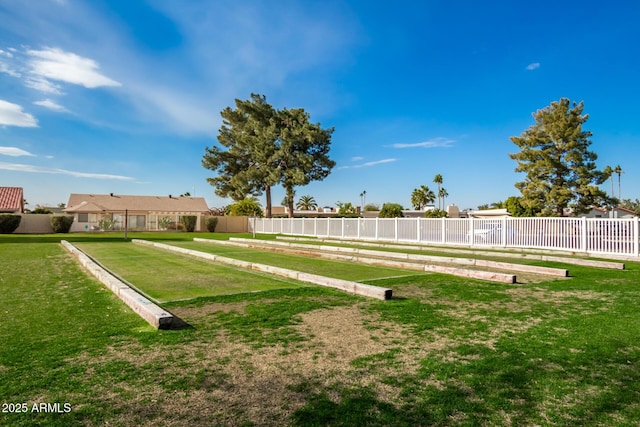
[132,239,392,300]
[195,238,517,284]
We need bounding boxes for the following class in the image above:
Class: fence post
[581,217,587,253]
[501,216,507,247]
[341,217,345,239]
[394,217,398,241]
[635,217,639,257]
[441,217,446,245]
[358,218,361,239]
[468,216,474,246]
[416,217,420,242]
[375,217,379,240]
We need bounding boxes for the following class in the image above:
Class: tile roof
[0,187,24,213]
[64,193,209,213]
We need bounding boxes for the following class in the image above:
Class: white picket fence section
[248,216,640,258]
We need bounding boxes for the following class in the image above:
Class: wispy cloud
[33,98,69,113]
[351,156,364,161]
[0,162,134,180]
[526,62,540,71]
[337,158,397,170]
[0,100,38,127]
[26,47,121,89]
[0,47,121,95]
[392,137,454,149]
[0,146,36,157]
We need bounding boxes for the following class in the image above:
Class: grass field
[2,232,640,426]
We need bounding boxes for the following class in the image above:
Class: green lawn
[76,242,304,302]
[2,232,640,426]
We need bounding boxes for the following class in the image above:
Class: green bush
[379,203,404,218]
[50,215,74,233]
[229,198,263,217]
[0,214,21,234]
[180,215,197,232]
[424,208,448,218]
[206,217,219,232]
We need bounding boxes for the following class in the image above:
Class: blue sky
[1,0,639,211]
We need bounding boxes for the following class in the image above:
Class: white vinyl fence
[249,217,640,258]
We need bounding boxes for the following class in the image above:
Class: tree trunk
[265,185,272,218]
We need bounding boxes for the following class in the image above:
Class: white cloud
[392,138,454,149]
[337,158,397,170]
[26,47,121,89]
[0,162,134,180]
[34,99,69,112]
[526,62,540,71]
[351,156,364,161]
[0,100,38,127]
[0,146,36,157]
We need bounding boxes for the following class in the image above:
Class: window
[78,213,88,222]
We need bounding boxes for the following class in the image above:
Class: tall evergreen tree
[202,94,279,217]
[203,95,335,218]
[509,98,611,216]
[275,107,335,218]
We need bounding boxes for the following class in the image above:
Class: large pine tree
[509,98,611,216]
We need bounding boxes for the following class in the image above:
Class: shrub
[424,208,448,218]
[50,215,74,233]
[98,215,116,231]
[379,203,404,218]
[0,214,21,234]
[229,198,263,217]
[31,207,53,214]
[180,215,197,232]
[206,217,219,232]
[158,216,172,230]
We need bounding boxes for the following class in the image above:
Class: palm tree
[613,165,623,201]
[411,185,435,210]
[438,187,449,210]
[603,165,614,198]
[296,195,318,211]
[433,174,443,210]
[359,190,367,211]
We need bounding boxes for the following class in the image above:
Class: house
[467,208,512,219]
[0,187,24,213]
[582,206,638,219]
[64,193,210,232]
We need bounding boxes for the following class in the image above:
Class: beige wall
[204,216,248,233]
[13,214,55,234]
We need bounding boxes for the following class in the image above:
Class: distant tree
[296,195,318,211]
[620,198,640,215]
[477,204,490,210]
[203,94,280,217]
[509,98,612,216]
[411,185,435,210]
[603,165,614,198]
[359,191,367,211]
[336,201,358,217]
[438,187,449,209]
[379,203,404,218]
[180,191,191,197]
[228,197,263,217]
[433,174,443,210]
[364,203,380,211]
[424,209,447,218]
[503,196,538,217]
[57,202,66,208]
[613,165,623,200]
[276,107,335,218]
[490,201,504,209]
[31,207,52,214]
